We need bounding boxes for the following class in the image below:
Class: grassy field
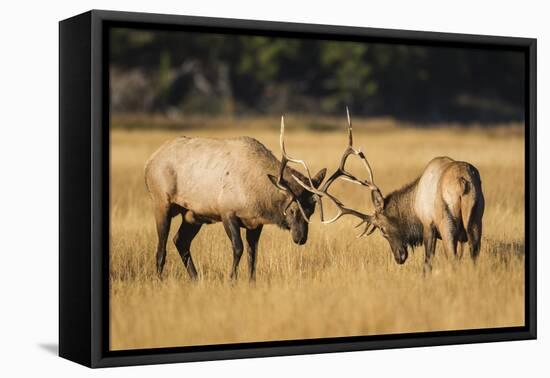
[109,116,525,351]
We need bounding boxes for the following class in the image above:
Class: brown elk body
[294,109,485,269]
[145,128,326,281]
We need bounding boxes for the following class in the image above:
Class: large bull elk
[294,108,485,270]
[145,117,326,281]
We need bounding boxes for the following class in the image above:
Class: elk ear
[371,189,385,211]
[267,174,287,193]
[267,174,280,188]
[311,168,327,188]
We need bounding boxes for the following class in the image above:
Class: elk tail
[459,177,475,233]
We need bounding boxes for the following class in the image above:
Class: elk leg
[456,242,464,260]
[154,203,172,276]
[245,226,263,282]
[423,226,436,273]
[440,221,459,261]
[222,215,244,280]
[456,225,468,260]
[468,221,482,263]
[173,218,202,280]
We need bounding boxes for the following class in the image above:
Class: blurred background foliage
[110,28,525,124]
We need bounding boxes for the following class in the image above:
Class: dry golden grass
[109,117,525,351]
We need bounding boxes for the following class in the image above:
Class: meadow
[109,116,525,351]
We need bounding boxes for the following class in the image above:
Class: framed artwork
[59,10,536,368]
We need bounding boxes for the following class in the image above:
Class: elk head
[268,116,326,245]
[292,108,408,264]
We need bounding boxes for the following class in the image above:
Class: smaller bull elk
[294,108,485,270]
[144,117,326,281]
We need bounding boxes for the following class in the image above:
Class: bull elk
[144,118,326,281]
[294,108,485,270]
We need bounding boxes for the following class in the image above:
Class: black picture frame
[59,9,537,368]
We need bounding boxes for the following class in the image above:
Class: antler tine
[347,106,376,186]
[278,115,316,189]
[346,106,353,147]
[293,174,372,237]
[356,222,376,238]
[317,107,379,195]
[279,115,290,159]
[275,115,320,223]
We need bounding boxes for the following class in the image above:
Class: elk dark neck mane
[383,178,424,247]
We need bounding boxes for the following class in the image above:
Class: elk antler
[274,115,317,222]
[319,107,380,193]
[292,107,381,237]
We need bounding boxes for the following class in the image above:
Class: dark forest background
[110,28,525,124]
